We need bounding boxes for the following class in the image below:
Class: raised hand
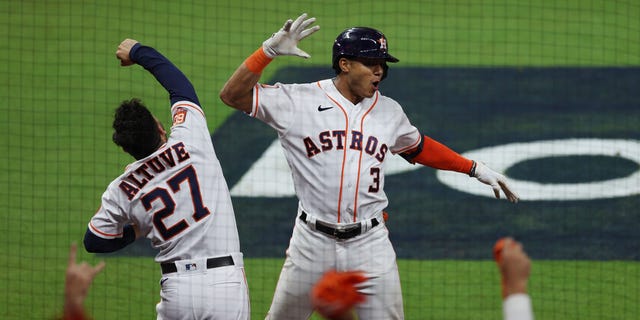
[262,13,320,58]
[116,38,139,66]
[64,243,106,319]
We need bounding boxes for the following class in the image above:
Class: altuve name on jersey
[303,130,388,162]
[118,142,191,200]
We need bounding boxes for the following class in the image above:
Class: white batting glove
[262,13,320,59]
[472,161,519,203]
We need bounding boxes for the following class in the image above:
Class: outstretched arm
[401,135,519,203]
[219,13,319,113]
[116,39,200,106]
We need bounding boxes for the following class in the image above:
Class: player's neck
[332,77,363,105]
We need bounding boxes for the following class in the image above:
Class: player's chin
[364,85,378,96]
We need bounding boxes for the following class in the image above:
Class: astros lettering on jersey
[252,79,420,223]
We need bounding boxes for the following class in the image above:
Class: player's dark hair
[112,98,162,160]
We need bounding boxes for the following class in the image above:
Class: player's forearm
[504,278,528,297]
[83,225,136,253]
[129,43,200,106]
[62,301,89,320]
[63,290,90,320]
[401,135,474,174]
[219,63,261,113]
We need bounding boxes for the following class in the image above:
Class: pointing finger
[68,243,78,267]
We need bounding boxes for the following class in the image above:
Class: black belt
[161,256,234,274]
[299,211,379,240]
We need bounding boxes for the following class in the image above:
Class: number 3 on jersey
[141,165,210,240]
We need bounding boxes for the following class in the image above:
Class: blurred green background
[1,0,639,319]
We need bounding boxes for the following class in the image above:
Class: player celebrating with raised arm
[219,13,518,320]
[84,39,249,320]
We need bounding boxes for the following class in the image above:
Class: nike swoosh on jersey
[317,105,334,112]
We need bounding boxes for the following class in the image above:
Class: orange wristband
[244,47,273,74]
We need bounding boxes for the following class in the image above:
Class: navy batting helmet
[332,27,399,73]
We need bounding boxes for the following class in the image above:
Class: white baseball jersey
[252,78,421,223]
[88,101,240,263]
[253,79,420,320]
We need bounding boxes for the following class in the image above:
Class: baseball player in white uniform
[219,14,519,320]
[84,39,249,320]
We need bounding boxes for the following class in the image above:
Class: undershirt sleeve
[503,293,534,320]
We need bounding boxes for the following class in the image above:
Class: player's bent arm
[219,57,264,113]
[83,225,136,253]
[220,13,319,114]
[128,43,200,106]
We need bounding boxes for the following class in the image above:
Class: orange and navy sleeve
[401,134,474,175]
[84,224,135,253]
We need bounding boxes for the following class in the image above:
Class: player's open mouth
[372,81,380,90]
